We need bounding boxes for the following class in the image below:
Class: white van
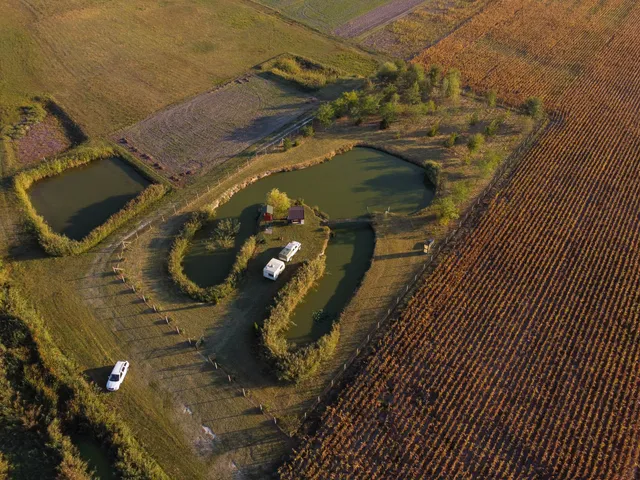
[263,258,285,281]
[279,241,301,262]
[106,361,129,391]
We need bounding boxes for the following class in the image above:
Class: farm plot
[282,1,640,479]
[120,75,315,180]
[333,0,427,39]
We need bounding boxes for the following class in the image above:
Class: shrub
[487,89,498,107]
[423,161,441,188]
[283,138,293,151]
[316,103,336,127]
[266,188,291,218]
[433,197,459,225]
[468,112,480,126]
[274,57,301,75]
[301,125,314,137]
[261,255,340,382]
[467,133,485,153]
[359,94,380,117]
[427,122,440,137]
[479,150,504,177]
[485,118,503,137]
[379,102,398,125]
[376,62,400,84]
[523,96,544,118]
[269,56,341,91]
[380,118,391,130]
[443,69,461,100]
[403,81,421,105]
[209,218,240,250]
[429,64,443,87]
[444,132,459,148]
[14,146,167,256]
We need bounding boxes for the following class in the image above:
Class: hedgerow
[168,210,257,303]
[261,256,340,382]
[14,145,167,256]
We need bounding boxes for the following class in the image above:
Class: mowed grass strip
[3,0,377,137]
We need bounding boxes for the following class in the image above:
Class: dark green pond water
[183,147,432,342]
[286,224,374,344]
[72,434,115,480]
[28,156,151,240]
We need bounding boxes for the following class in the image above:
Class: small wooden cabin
[287,206,305,225]
[262,204,274,222]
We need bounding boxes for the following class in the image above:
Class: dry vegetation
[283,1,640,478]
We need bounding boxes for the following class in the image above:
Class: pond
[286,224,374,345]
[28,156,151,240]
[184,147,432,288]
[72,434,116,480]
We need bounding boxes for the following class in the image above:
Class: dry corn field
[282,1,640,478]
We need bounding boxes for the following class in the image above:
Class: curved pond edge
[15,144,168,256]
[167,209,258,303]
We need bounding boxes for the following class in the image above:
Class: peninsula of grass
[168,208,258,303]
[261,255,341,382]
[14,145,168,257]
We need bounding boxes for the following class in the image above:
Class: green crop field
[0,0,376,137]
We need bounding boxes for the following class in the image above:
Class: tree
[433,197,459,225]
[301,125,314,137]
[283,138,293,151]
[429,64,442,87]
[467,133,485,153]
[443,69,461,100]
[359,94,380,117]
[404,81,421,105]
[523,96,544,118]
[379,102,398,124]
[376,61,399,84]
[316,103,335,127]
[266,188,291,218]
[487,89,497,107]
[341,91,360,117]
[423,160,441,187]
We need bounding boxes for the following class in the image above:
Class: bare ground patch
[119,75,316,182]
[14,115,71,167]
[333,0,426,38]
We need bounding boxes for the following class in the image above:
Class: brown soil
[15,115,71,166]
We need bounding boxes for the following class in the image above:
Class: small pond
[183,147,432,343]
[72,434,116,480]
[28,156,151,240]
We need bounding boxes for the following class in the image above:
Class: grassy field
[254,0,397,32]
[0,0,377,137]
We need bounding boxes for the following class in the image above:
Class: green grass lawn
[255,0,396,32]
[1,0,377,136]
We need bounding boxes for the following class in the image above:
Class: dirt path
[333,0,426,38]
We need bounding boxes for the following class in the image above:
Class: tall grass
[261,256,340,382]
[14,145,167,256]
[268,55,343,91]
[167,210,257,303]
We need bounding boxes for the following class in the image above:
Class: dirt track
[333,0,425,38]
[120,75,314,180]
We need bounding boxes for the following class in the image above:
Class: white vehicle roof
[112,361,127,372]
[264,258,285,273]
[282,241,301,251]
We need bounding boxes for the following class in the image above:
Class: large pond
[183,147,432,342]
[28,156,151,240]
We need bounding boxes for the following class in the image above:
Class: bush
[379,102,398,125]
[261,255,340,382]
[427,122,440,137]
[444,132,459,148]
[274,58,301,75]
[209,218,240,250]
[523,96,544,118]
[429,64,442,87]
[266,188,291,218]
[485,118,503,137]
[403,81,421,105]
[14,146,167,256]
[479,150,504,177]
[269,55,341,91]
[468,112,479,126]
[423,161,441,188]
[301,125,314,137]
[316,103,336,127]
[283,138,293,151]
[376,61,400,84]
[467,133,485,153]
[487,89,498,107]
[433,197,459,225]
[379,118,390,130]
[168,211,257,303]
[359,94,380,117]
[443,69,461,100]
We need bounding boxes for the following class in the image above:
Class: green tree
[523,96,544,118]
[341,91,361,117]
[443,69,461,100]
[404,81,421,105]
[283,137,293,151]
[403,63,426,88]
[301,125,314,137]
[316,103,335,127]
[429,64,443,87]
[379,102,398,124]
[266,188,291,218]
[444,132,459,148]
[376,61,399,84]
[433,197,459,225]
[360,94,380,117]
[467,133,485,153]
[487,89,497,107]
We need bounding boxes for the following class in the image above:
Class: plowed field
[282,1,640,478]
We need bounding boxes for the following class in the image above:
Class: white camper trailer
[263,258,285,280]
[279,241,301,262]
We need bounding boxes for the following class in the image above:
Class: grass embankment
[261,256,340,382]
[265,55,346,91]
[0,261,167,479]
[14,145,167,256]
[168,209,257,303]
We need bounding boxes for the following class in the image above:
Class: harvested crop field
[334,0,426,38]
[120,75,315,180]
[14,115,71,167]
[282,1,640,478]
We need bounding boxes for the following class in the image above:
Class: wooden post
[227,375,231,383]
[153,305,157,313]
[343,363,347,371]
[214,362,218,370]
[173,204,177,214]
[259,404,263,412]
[165,316,170,324]
[188,337,192,345]
[273,417,277,425]
[242,388,246,397]
[175,326,180,334]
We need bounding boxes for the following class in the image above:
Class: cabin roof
[287,206,305,220]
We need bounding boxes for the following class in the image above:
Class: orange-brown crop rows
[281,1,640,478]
